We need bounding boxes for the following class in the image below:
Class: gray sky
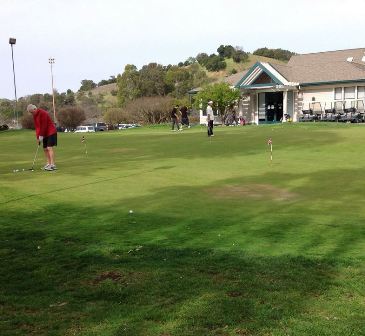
[1,0,364,99]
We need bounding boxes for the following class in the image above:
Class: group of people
[27,100,247,171]
[170,104,190,131]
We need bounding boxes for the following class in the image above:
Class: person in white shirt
[206,101,214,137]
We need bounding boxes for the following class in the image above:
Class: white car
[118,123,141,130]
[75,126,95,133]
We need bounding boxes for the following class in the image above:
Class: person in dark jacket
[171,105,182,131]
[180,105,190,128]
[27,104,58,171]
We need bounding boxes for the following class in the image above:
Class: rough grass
[0,123,364,335]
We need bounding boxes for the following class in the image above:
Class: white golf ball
[129,210,133,214]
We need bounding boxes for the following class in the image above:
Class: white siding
[302,88,333,108]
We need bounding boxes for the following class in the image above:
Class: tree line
[0,44,296,128]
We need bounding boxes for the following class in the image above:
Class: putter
[29,142,40,171]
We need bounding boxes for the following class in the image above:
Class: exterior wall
[302,88,333,110]
[239,96,252,123]
[199,110,222,125]
[250,93,258,124]
[300,83,365,111]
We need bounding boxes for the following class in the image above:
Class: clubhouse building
[199,48,365,124]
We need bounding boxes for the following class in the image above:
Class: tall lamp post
[9,37,18,128]
[48,57,57,125]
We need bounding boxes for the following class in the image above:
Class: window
[334,87,342,100]
[344,87,355,99]
[358,86,365,99]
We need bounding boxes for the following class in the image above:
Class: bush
[104,108,135,125]
[204,55,226,72]
[21,113,35,129]
[57,107,86,129]
[0,124,9,131]
[124,96,175,124]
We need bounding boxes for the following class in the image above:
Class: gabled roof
[235,48,365,89]
[235,62,296,89]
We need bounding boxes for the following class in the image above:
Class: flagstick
[82,136,88,155]
[267,138,273,163]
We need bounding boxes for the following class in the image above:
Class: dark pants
[207,120,214,136]
[181,117,189,126]
[171,117,180,130]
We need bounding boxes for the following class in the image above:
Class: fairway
[1,124,364,336]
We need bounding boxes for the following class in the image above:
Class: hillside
[206,53,287,82]
[90,54,287,97]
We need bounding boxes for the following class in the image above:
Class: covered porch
[235,62,299,124]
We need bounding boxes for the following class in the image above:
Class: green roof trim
[300,79,365,87]
[235,62,284,88]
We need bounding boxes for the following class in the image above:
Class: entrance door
[265,92,283,122]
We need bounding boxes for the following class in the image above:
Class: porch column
[283,90,288,122]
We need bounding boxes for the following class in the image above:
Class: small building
[235,48,365,124]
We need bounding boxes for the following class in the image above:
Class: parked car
[118,123,141,130]
[94,122,107,131]
[75,125,95,133]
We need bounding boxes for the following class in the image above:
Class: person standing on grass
[206,100,214,137]
[171,104,182,131]
[27,104,58,171]
[180,105,190,128]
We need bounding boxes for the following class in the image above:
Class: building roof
[235,48,365,89]
[271,48,365,85]
[221,70,249,86]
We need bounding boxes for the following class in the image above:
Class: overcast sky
[1,0,364,99]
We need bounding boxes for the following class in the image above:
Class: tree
[139,63,167,97]
[232,47,249,63]
[196,53,209,66]
[124,96,174,124]
[79,79,97,92]
[103,108,134,124]
[117,64,141,106]
[253,47,296,61]
[204,54,226,72]
[98,76,117,87]
[0,99,14,122]
[20,112,35,129]
[193,82,240,121]
[217,45,235,58]
[57,107,86,129]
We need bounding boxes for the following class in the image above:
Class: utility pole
[9,37,18,128]
[48,57,57,124]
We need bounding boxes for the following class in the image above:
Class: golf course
[0,123,364,336]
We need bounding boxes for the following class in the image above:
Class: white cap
[27,104,37,112]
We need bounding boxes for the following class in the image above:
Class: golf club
[29,142,40,171]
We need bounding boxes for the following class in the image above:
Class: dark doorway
[265,92,283,122]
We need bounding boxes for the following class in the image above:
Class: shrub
[57,107,86,129]
[124,96,175,124]
[21,113,35,129]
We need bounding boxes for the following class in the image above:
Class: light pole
[48,57,57,125]
[9,37,18,128]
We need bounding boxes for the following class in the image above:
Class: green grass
[0,123,364,336]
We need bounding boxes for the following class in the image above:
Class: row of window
[335,86,365,100]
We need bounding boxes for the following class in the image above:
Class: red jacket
[32,108,57,139]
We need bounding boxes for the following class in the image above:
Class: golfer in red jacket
[27,104,57,171]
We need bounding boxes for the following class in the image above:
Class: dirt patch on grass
[92,270,146,286]
[209,184,297,201]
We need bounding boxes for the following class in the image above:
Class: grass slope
[0,124,364,336]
